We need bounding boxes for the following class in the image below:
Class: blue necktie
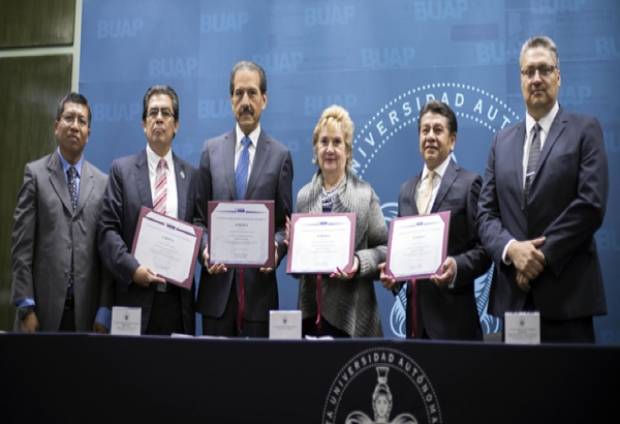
[235,137,251,200]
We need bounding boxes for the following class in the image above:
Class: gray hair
[519,35,560,69]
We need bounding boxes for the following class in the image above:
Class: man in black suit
[380,100,490,340]
[194,61,293,337]
[98,85,197,335]
[477,35,608,342]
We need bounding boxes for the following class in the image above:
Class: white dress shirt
[146,144,178,219]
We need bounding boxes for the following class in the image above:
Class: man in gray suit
[98,85,197,335]
[11,92,110,332]
[195,61,293,337]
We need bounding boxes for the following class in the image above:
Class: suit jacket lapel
[431,160,457,212]
[224,132,237,199]
[173,153,188,220]
[410,174,422,215]
[512,122,526,192]
[135,150,152,207]
[76,160,95,216]
[47,153,74,214]
[533,107,567,187]
[245,131,271,199]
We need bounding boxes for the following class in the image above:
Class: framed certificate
[287,212,356,274]
[385,211,450,281]
[207,200,275,268]
[131,207,203,290]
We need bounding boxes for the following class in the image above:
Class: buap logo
[355,82,517,337]
[322,348,442,424]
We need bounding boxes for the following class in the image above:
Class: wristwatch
[18,306,35,321]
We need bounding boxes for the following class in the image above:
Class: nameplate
[504,311,540,344]
[111,306,141,336]
[269,310,302,339]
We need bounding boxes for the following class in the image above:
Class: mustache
[239,105,254,115]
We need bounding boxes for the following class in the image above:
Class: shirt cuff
[16,298,35,308]
[502,239,516,265]
[448,266,458,289]
[95,307,112,330]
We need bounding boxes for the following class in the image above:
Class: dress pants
[202,279,268,338]
[146,285,184,335]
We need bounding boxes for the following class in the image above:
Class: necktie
[416,170,435,214]
[235,137,251,200]
[67,166,79,212]
[153,158,168,215]
[524,123,542,201]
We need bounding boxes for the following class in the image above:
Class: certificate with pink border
[207,200,275,268]
[287,212,356,274]
[131,207,203,290]
[385,211,451,281]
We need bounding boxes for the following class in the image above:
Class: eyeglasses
[147,108,175,120]
[520,64,557,79]
[60,114,89,128]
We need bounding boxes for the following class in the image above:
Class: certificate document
[131,207,203,290]
[287,213,356,274]
[385,211,450,280]
[208,200,275,268]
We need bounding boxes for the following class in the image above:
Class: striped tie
[153,158,168,214]
[524,123,541,202]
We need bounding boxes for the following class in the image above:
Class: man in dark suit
[11,92,111,332]
[194,61,293,337]
[379,100,490,340]
[477,35,608,343]
[98,85,197,335]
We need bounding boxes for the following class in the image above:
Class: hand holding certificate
[385,211,450,280]
[287,213,356,274]
[131,207,203,289]
[207,201,275,268]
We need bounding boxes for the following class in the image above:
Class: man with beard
[194,61,293,337]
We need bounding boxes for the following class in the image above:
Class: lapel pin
[180,170,185,179]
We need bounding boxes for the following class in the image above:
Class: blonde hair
[312,105,355,169]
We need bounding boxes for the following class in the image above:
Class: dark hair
[229,61,267,96]
[417,100,458,134]
[56,92,91,127]
[142,85,179,121]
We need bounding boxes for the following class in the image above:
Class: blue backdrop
[80,0,620,342]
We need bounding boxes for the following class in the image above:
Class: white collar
[146,144,173,170]
[526,101,559,135]
[235,123,261,148]
[422,154,452,180]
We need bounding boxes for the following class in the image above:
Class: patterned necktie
[153,158,168,214]
[416,170,435,214]
[524,123,542,200]
[67,166,79,212]
[235,137,251,200]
